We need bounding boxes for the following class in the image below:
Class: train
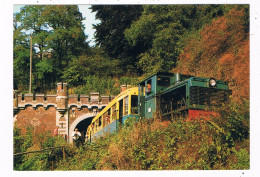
[86,72,231,142]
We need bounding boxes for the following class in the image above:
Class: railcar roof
[138,72,175,85]
[89,87,138,124]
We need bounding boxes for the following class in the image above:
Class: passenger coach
[86,86,138,142]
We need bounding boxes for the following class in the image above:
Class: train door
[119,99,123,124]
[138,83,145,118]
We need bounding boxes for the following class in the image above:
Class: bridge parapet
[80,94,89,104]
[24,93,34,103]
[14,83,113,112]
[17,94,23,103]
[46,95,56,104]
[101,95,110,104]
[35,93,45,103]
[68,94,79,104]
[90,92,99,104]
[15,93,114,109]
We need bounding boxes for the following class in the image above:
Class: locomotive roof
[139,72,176,85]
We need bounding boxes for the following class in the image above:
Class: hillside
[14,99,249,170]
[173,6,249,101]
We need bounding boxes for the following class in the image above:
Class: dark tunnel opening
[75,117,94,141]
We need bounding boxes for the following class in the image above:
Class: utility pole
[29,33,33,94]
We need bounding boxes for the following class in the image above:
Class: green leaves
[125,5,196,74]
[14,5,88,92]
[91,5,143,72]
[35,59,53,80]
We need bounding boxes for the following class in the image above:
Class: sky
[13,4,101,46]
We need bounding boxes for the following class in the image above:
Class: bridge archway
[69,113,95,144]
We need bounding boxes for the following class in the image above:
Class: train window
[146,80,152,95]
[103,109,111,127]
[99,117,102,126]
[102,115,105,127]
[124,96,129,115]
[107,108,111,124]
[112,104,116,121]
[139,83,145,96]
[131,95,138,114]
[157,77,170,87]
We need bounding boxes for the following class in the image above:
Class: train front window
[131,95,138,114]
[157,77,170,87]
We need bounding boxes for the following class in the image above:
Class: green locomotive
[138,72,231,120]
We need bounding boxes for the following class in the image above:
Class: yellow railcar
[86,87,138,142]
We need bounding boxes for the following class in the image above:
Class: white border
[1,1,259,177]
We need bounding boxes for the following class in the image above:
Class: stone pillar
[56,82,69,139]
[56,82,68,114]
[90,92,99,104]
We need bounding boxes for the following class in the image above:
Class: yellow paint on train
[86,87,138,137]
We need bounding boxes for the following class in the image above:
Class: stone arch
[69,113,95,143]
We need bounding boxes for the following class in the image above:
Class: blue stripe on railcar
[90,120,117,142]
[90,114,138,142]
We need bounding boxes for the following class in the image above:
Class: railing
[14,146,66,170]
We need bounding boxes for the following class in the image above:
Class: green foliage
[13,38,30,91]
[35,59,54,80]
[68,74,140,96]
[62,48,123,87]
[91,5,143,73]
[124,6,190,74]
[14,5,88,92]
[232,148,250,169]
[14,99,249,170]
[124,5,240,75]
[118,77,140,87]
[13,126,67,171]
[72,76,118,95]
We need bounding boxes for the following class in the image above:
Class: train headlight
[209,78,217,87]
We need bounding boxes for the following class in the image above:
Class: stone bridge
[13,82,114,143]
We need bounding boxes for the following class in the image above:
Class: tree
[13,14,32,91]
[42,6,89,75]
[124,5,230,75]
[91,5,143,73]
[62,47,122,87]
[14,5,89,92]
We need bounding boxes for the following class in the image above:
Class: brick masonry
[15,105,56,135]
[13,83,111,143]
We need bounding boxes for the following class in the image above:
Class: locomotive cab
[138,72,178,119]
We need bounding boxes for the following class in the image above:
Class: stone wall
[13,83,112,139]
